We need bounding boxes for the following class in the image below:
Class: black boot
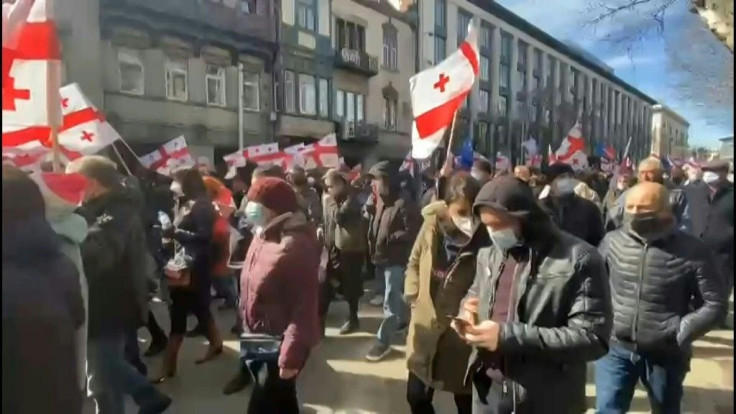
[222,369,252,395]
[144,338,168,357]
[338,319,360,335]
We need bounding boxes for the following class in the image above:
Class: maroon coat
[239,211,321,370]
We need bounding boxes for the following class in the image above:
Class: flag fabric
[459,134,474,169]
[526,154,542,167]
[495,152,511,172]
[2,0,62,131]
[594,142,616,161]
[29,171,88,218]
[139,136,194,176]
[300,133,340,169]
[245,142,283,166]
[554,122,588,170]
[522,137,538,157]
[410,23,479,159]
[399,151,414,177]
[2,145,48,172]
[548,144,557,165]
[57,83,120,154]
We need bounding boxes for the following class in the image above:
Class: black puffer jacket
[598,227,726,357]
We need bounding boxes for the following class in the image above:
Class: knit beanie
[30,172,88,220]
[246,176,298,215]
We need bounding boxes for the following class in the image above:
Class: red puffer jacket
[239,211,321,370]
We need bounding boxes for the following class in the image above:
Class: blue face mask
[244,201,267,228]
[487,226,519,250]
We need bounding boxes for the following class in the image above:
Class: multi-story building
[56,0,278,165]
[330,0,415,163]
[415,0,657,163]
[650,104,690,158]
[275,0,336,144]
[718,136,733,162]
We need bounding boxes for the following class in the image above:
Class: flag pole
[445,110,460,165]
[111,143,133,175]
[50,127,62,172]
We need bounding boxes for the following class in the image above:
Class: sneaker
[338,320,360,335]
[369,294,384,306]
[365,343,391,362]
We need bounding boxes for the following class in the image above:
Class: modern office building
[56,0,278,163]
[650,104,690,158]
[414,0,658,163]
[330,0,416,163]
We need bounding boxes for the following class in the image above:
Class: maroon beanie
[247,176,298,215]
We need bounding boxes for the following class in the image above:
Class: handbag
[239,332,283,362]
[164,245,192,288]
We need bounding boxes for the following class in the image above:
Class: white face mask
[554,178,578,195]
[486,226,519,250]
[451,215,475,237]
[170,181,183,197]
[244,201,268,229]
[702,171,720,184]
[470,170,485,181]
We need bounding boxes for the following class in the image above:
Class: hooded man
[364,161,421,361]
[684,160,734,306]
[451,176,611,414]
[287,165,323,227]
[539,164,605,247]
[596,182,726,413]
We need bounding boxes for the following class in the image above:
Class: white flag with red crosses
[139,136,195,176]
[57,83,121,154]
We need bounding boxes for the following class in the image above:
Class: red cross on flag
[2,0,62,129]
[139,136,195,176]
[300,133,339,169]
[57,83,121,154]
[410,23,479,159]
[553,121,588,171]
[245,142,283,166]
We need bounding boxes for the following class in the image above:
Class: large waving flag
[139,136,195,176]
[58,83,121,154]
[410,23,479,159]
[554,121,588,170]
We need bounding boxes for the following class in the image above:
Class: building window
[284,70,295,113]
[297,0,316,31]
[382,26,398,70]
[517,40,527,93]
[434,0,446,29]
[478,121,489,147]
[434,36,446,64]
[117,48,144,95]
[499,33,511,93]
[165,57,188,101]
[206,65,226,106]
[500,33,512,62]
[319,78,329,118]
[479,89,489,113]
[546,55,554,87]
[239,0,255,13]
[480,56,490,82]
[498,95,508,117]
[532,102,539,123]
[298,74,316,115]
[336,18,365,51]
[335,90,344,118]
[457,11,471,45]
[356,94,364,123]
[346,92,355,122]
[242,71,260,111]
[500,64,510,90]
[481,25,492,49]
[533,50,542,92]
[383,97,397,130]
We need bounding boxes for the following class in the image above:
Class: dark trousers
[318,250,364,330]
[471,371,517,414]
[124,330,147,376]
[147,310,167,344]
[246,359,299,414]
[406,372,471,414]
[594,343,689,414]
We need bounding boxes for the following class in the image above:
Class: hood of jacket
[49,213,89,245]
[262,210,314,241]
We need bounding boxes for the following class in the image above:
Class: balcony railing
[334,48,379,76]
[102,0,276,43]
[339,121,379,142]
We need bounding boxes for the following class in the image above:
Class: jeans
[595,343,689,414]
[375,264,409,346]
[246,359,299,414]
[88,333,165,414]
[406,372,472,414]
[123,330,147,376]
[212,275,239,308]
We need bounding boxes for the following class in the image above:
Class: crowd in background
[2,150,733,414]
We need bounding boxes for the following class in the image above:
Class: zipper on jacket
[631,244,648,343]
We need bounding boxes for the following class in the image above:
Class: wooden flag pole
[111,143,133,176]
[50,127,62,172]
[445,110,460,165]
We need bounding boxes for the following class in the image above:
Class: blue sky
[498,0,734,148]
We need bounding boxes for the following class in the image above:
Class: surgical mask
[616,181,626,191]
[244,201,268,228]
[623,212,663,239]
[554,178,577,195]
[702,171,720,185]
[487,226,519,250]
[307,176,316,187]
[470,170,485,181]
[452,215,475,237]
[170,181,183,197]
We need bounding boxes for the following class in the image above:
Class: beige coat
[404,202,477,394]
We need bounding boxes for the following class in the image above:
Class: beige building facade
[650,104,690,158]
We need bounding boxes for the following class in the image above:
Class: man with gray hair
[68,155,172,414]
[607,157,690,232]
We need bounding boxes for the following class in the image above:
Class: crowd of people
[2,150,733,414]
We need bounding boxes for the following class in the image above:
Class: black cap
[545,163,575,181]
[473,176,537,218]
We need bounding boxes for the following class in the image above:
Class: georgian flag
[246,142,283,166]
[495,152,511,172]
[139,136,195,176]
[29,171,88,218]
[554,121,588,171]
[410,23,479,159]
[301,133,339,169]
[57,83,121,154]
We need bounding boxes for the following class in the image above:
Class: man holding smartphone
[451,176,612,414]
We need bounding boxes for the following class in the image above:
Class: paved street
[88,295,734,414]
